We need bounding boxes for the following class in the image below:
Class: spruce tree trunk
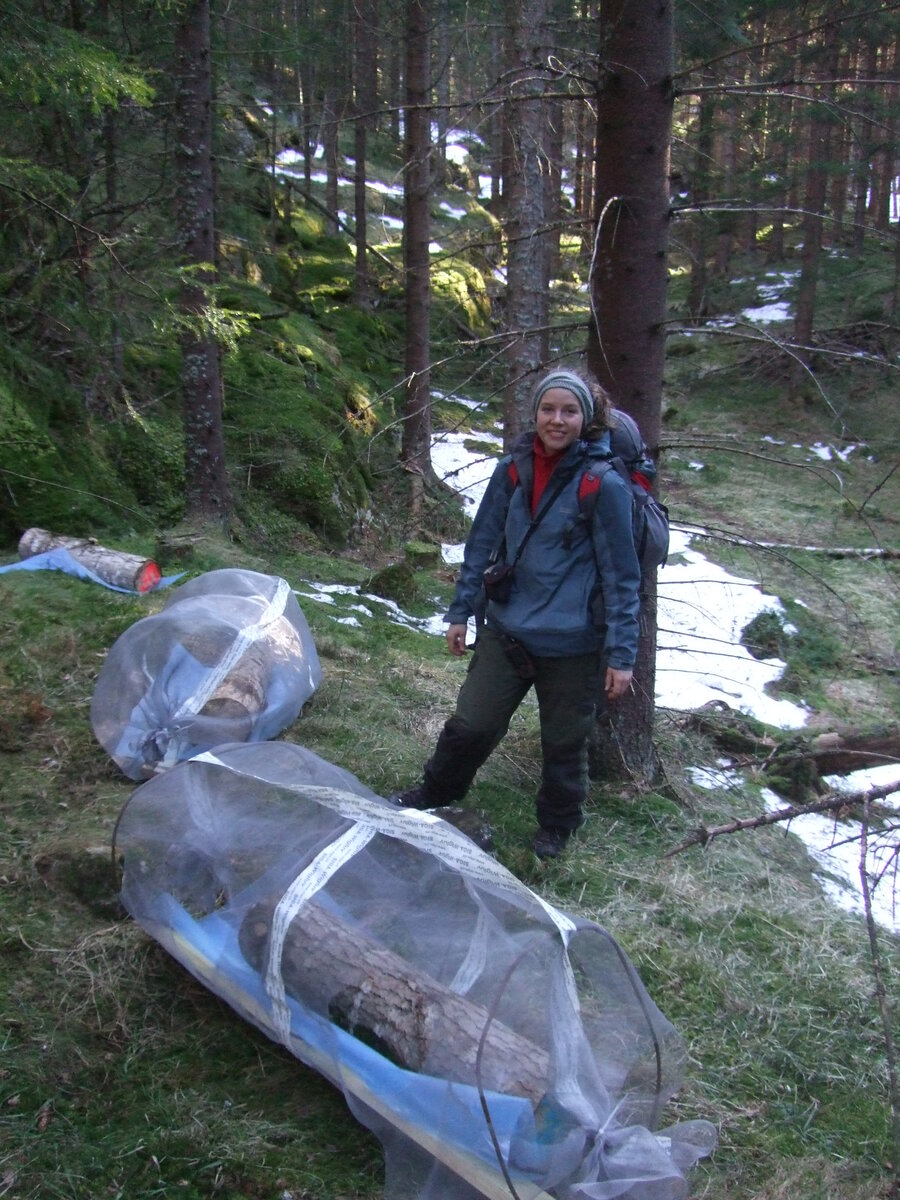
[712,103,736,278]
[401,0,432,516]
[851,40,878,258]
[503,0,550,443]
[586,0,674,784]
[687,86,713,320]
[174,0,228,526]
[323,90,340,232]
[869,35,898,234]
[793,19,839,385]
[353,0,377,305]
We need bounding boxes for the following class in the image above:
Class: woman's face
[535,388,585,453]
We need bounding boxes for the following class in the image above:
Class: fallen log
[239,897,551,1103]
[809,728,900,775]
[18,528,161,592]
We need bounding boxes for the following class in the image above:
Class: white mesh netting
[91,569,322,780]
[115,741,716,1200]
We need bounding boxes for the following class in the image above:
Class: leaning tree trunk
[400,0,432,518]
[586,0,674,784]
[174,0,228,526]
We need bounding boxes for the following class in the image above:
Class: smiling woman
[394,367,642,859]
[533,386,587,452]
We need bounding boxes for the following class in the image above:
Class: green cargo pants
[422,626,602,830]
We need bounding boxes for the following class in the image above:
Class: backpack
[577,408,670,575]
[501,409,669,576]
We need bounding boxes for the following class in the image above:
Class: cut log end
[18,528,161,593]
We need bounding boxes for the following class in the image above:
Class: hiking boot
[390,784,436,810]
[531,825,571,860]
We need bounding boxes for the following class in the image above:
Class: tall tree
[503,0,551,442]
[587,0,674,781]
[792,14,840,382]
[174,0,228,525]
[400,0,433,517]
[353,0,378,304]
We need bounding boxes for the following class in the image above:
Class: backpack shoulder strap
[577,457,629,521]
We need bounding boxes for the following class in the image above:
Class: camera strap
[504,463,576,568]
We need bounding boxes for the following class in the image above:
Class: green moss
[0,371,153,544]
[432,257,491,333]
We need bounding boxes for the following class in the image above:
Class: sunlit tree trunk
[401,0,432,518]
[586,0,673,783]
[174,0,228,526]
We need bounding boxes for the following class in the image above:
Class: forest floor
[1,193,898,1198]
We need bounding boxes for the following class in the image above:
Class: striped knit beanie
[531,370,595,428]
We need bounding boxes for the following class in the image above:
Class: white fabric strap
[161,579,293,766]
[262,821,375,1045]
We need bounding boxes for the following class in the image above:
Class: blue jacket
[446,432,641,666]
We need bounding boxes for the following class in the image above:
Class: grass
[2,349,897,1195]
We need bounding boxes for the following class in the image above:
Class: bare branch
[666,781,900,857]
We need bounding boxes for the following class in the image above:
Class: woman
[396,367,642,859]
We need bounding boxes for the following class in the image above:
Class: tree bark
[851,38,878,257]
[792,14,839,381]
[712,101,736,278]
[353,0,376,305]
[174,0,228,526]
[686,85,713,319]
[869,34,898,234]
[400,0,432,516]
[586,0,674,783]
[322,89,341,233]
[503,0,551,443]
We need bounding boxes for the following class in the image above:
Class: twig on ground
[665,779,900,857]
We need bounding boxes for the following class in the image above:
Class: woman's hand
[446,624,470,656]
[605,667,633,701]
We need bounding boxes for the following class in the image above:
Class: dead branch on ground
[666,779,900,857]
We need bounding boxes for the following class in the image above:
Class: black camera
[482,562,515,603]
